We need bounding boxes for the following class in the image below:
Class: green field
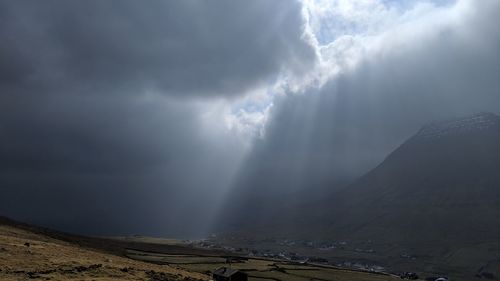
[125,249,407,281]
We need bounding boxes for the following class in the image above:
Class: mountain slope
[215,113,500,280]
[222,112,500,245]
[316,112,500,245]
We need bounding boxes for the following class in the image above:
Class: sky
[1,0,499,238]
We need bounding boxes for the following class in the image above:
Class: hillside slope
[0,216,416,281]
[0,217,209,281]
[216,112,500,280]
[296,112,500,280]
[319,112,500,244]
[222,112,500,244]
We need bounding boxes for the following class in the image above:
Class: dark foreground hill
[0,216,209,280]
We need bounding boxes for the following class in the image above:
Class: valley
[0,216,410,281]
[214,113,500,281]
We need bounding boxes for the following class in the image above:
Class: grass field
[0,216,411,281]
[125,249,406,281]
[9,215,494,281]
[0,223,208,281]
[211,235,500,281]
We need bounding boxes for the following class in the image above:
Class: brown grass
[0,224,209,281]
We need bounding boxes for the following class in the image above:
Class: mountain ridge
[218,112,500,241]
[412,112,500,142]
[216,112,500,280]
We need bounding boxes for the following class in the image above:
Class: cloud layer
[0,0,314,237]
[0,0,315,98]
[219,0,500,228]
[1,0,500,237]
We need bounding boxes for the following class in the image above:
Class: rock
[145,270,176,281]
[72,264,101,273]
[88,264,102,270]
[26,271,40,279]
[120,267,133,273]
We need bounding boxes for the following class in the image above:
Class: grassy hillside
[0,220,208,280]
[0,216,413,280]
[125,248,405,281]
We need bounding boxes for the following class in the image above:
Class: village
[189,237,399,273]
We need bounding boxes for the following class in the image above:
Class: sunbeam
[1,1,500,280]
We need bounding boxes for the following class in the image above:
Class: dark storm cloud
[0,0,315,98]
[229,0,500,203]
[2,0,499,238]
[0,0,315,237]
[0,95,192,173]
[0,92,246,237]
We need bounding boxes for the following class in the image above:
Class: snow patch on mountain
[414,112,500,141]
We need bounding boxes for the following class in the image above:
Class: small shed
[212,267,248,281]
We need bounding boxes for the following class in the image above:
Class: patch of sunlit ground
[0,225,208,281]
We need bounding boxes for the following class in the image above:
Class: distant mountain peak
[413,112,500,141]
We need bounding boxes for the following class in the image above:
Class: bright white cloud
[224,0,466,141]
[298,0,471,86]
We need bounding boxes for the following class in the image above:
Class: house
[400,272,419,279]
[212,267,248,281]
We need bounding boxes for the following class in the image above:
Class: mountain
[315,112,500,244]
[217,112,500,280]
[223,112,500,240]
[295,112,500,279]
